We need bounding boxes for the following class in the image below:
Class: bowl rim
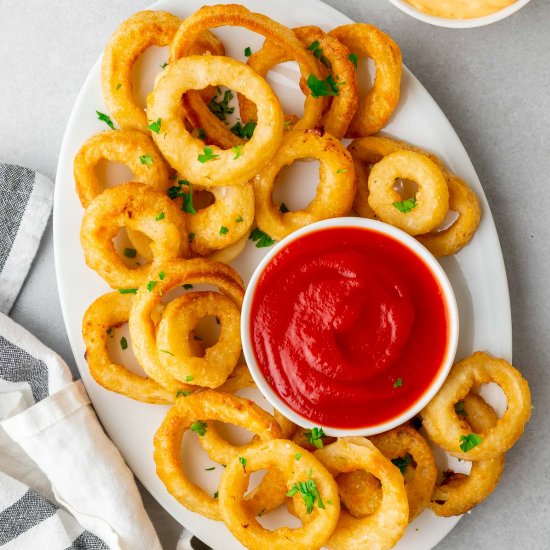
[240,217,460,437]
[386,0,532,28]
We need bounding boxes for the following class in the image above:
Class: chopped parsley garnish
[116,83,122,90]
[336,168,348,174]
[190,421,208,437]
[148,118,162,134]
[183,284,193,289]
[123,247,136,258]
[393,197,417,213]
[198,128,207,140]
[185,375,194,382]
[279,202,289,213]
[232,145,243,159]
[286,479,325,514]
[120,336,128,350]
[459,433,482,452]
[167,179,196,214]
[455,400,468,417]
[139,154,153,166]
[394,377,403,388]
[230,120,256,139]
[119,288,138,294]
[198,146,219,163]
[219,226,229,235]
[284,120,292,131]
[106,327,113,337]
[295,453,302,461]
[348,52,358,69]
[155,212,164,221]
[160,62,168,69]
[205,467,216,471]
[306,40,330,69]
[159,349,175,356]
[392,454,413,475]
[188,232,195,243]
[257,508,266,517]
[244,46,252,57]
[305,427,326,449]
[306,74,341,98]
[213,491,219,499]
[96,110,115,129]
[249,228,276,248]
[146,280,157,292]
[176,390,192,398]
[159,271,165,280]
[239,457,247,472]
[208,89,234,121]
[235,215,244,223]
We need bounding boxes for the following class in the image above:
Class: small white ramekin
[386,0,532,29]
[241,217,459,437]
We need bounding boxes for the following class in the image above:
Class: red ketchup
[249,226,449,429]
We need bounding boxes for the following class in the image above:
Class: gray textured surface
[1,0,548,548]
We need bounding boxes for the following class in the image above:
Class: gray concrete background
[1,0,548,548]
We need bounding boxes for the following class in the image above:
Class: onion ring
[101,10,224,133]
[170,4,324,148]
[80,182,188,289]
[154,391,280,520]
[82,292,173,403]
[430,393,505,516]
[238,26,357,138]
[312,437,408,549]
[218,439,340,549]
[328,24,402,137]
[74,130,170,207]
[146,55,284,187]
[421,352,531,460]
[367,149,449,235]
[156,291,241,388]
[129,258,244,392]
[253,128,356,241]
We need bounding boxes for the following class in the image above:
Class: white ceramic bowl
[386,0,532,28]
[241,217,459,437]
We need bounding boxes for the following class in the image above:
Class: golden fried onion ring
[421,352,531,461]
[82,292,173,403]
[154,391,280,520]
[74,130,170,207]
[367,149,449,235]
[129,258,244,392]
[238,26,357,138]
[312,437,408,549]
[147,55,284,187]
[218,439,340,550]
[156,291,241,388]
[80,182,188,289]
[253,129,356,241]
[329,24,402,137]
[430,393,505,516]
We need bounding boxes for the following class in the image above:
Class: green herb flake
[123,247,137,258]
[208,89,234,121]
[257,508,266,517]
[391,454,413,475]
[96,110,115,129]
[306,73,341,98]
[326,499,333,505]
[183,284,193,289]
[148,118,162,134]
[213,490,219,499]
[106,327,113,337]
[295,453,302,461]
[185,375,194,382]
[286,479,325,514]
[115,83,122,90]
[139,154,153,166]
[336,168,348,174]
[205,467,216,471]
[455,400,468,417]
[159,349,175,356]
[198,146,220,163]
[393,197,417,213]
[244,46,252,57]
[239,457,247,472]
[188,232,195,243]
[159,271,165,280]
[120,336,128,350]
[190,420,208,437]
[249,228,276,248]
[348,52,358,69]
[119,288,138,294]
[146,280,157,292]
[198,128,207,140]
[232,144,243,159]
[167,180,196,215]
[284,120,292,131]
[394,377,403,388]
[235,215,244,223]
[155,211,165,221]
[230,120,256,139]
[306,40,331,69]
[279,202,289,213]
[160,62,168,69]
[176,390,193,398]
[219,226,229,235]
[459,433,483,452]
[305,427,326,449]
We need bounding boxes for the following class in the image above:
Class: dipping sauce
[249,226,450,429]
[404,0,517,19]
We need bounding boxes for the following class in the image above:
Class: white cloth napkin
[0,164,165,549]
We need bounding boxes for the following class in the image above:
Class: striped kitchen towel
[0,164,161,550]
